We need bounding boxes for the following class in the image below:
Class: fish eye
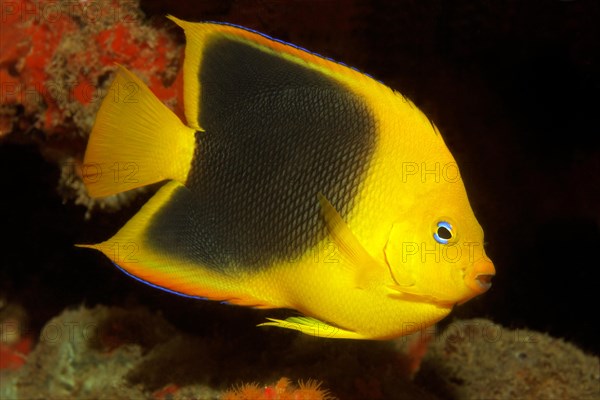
[434,221,453,244]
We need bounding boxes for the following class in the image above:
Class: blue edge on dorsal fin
[204,20,377,81]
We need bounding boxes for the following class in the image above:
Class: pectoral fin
[383,221,417,287]
[318,194,381,288]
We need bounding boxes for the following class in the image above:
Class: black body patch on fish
[146,36,377,272]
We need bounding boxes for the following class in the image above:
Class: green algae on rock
[416,319,600,399]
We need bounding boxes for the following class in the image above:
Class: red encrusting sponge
[0,0,183,138]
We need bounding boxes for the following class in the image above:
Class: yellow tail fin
[83,66,196,198]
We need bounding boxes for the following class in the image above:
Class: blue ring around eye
[434,221,453,244]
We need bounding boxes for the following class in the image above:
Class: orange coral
[222,382,263,400]
[222,377,336,400]
[295,379,334,400]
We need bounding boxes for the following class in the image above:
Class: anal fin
[78,181,231,301]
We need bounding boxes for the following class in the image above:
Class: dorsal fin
[167,16,385,131]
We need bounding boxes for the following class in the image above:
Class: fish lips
[465,258,496,294]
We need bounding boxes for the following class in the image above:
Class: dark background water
[1,0,598,355]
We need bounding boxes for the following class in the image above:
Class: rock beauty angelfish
[78,16,495,340]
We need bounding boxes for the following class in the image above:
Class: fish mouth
[465,259,495,294]
[472,273,494,291]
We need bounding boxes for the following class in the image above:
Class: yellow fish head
[384,180,495,307]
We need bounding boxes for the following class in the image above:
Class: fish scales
[147,36,377,272]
